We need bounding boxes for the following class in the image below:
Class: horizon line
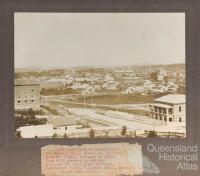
[15,62,185,69]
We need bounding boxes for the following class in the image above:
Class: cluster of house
[31,68,184,96]
[14,66,186,138]
[123,80,178,95]
[14,67,185,110]
[15,75,186,138]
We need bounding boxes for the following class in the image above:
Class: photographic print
[14,13,185,139]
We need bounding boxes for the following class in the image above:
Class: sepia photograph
[14,13,185,139]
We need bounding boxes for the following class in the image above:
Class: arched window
[179,106,181,112]
[179,117,182,122]
[169,118,173,122]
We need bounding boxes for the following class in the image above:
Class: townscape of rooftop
[14,63,186,138]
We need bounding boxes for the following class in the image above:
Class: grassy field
[50,100,149,117]
[49,93,167,117]
[106,107,149,116]
[73,93,164,105]
[41,105,60,115]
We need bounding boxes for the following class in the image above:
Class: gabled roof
[15,79,40,86]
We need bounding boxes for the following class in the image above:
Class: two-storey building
[149,94,185,125]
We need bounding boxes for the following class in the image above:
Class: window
[169,118,173,122]
[179,117,182,122]
[65,127,68,130]
[25,100,27,103]
[159,108,162,113]
[17,100,20,103]
[155,115,158,119]
[160,116,162,120]
[163,109,166,114]
[31,100,34,102]
[31,89,34,92]
[179,106,181,112]
[164,117,167,121]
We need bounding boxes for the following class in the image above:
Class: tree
[27,108,35,116]
[163,76,169,83]
[84,122,90,128]
[150,72,158,82]
[129,131,136,137]
[15,131,22,139]
[104,131,109,137]
[53,133,58,138]
[121,126,127,136]
[147,131,157,138]
[63,133,68,138]
[89,129,95,138]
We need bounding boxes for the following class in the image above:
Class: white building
[167,81,178,93]
[41,78,66,88]
[104,73,115,84]
[17,124,54,138]
[124,86,145,94]
[157,69,167,81]
[114,70,136,84]
[149,94,186,126]
[143,80,155,90]
[71,83,95,94]
[74,77,92,83]
[15,79,41,110]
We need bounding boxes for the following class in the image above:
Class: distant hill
[15,63,185,75]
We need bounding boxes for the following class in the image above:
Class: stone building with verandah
[149,94,185,125]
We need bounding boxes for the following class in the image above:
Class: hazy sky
[15,13,185,68]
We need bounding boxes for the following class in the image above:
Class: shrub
[89,129,95,138]
[147,131,157,137]
[121,126,127,136]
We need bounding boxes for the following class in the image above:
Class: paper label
[41,143,143,176]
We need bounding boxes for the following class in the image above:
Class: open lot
[73,93,164,104]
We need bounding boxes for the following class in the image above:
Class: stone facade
[149,94,186,125]
[15,79,41,110]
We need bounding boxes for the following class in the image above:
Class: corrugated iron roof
[154,94,185,104]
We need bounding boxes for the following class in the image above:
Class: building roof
[15,79,40,86]
[47,115,76,127]
[114,70,134,73]
[45,78,66,83]
[154,94,185,104]
[17,124,54,138]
